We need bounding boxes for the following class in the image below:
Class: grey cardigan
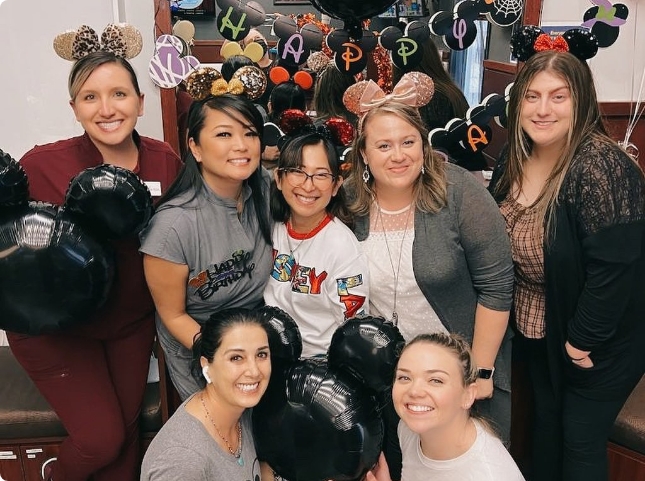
[354,164,515,391]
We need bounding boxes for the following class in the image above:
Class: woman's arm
[144,254,201,349]
[456,169,514,398]
[472,304,509,399]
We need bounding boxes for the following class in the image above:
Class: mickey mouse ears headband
[342,71,435,116]
[510,26,599,62]
[54,24,143,61]
[183,65,267,101]
[277,110,355,150]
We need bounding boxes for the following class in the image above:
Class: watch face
[477,368,494,379]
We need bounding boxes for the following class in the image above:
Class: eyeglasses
[279,168,336,188]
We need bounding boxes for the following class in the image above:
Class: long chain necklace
[285,214,330,262]
[200,392,244,466]
[376,200,413,326]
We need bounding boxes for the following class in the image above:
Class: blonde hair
[68,50,140,100]
[346,102,447,216]
[492,51,612,240]
[403,333,478,386]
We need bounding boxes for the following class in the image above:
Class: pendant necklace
[376,200,413,326]
[200,392,244,466]
[286,214,330,263]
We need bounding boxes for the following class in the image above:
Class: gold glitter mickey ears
[53,24,143,61]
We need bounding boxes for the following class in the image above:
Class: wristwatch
[477,367,495,379]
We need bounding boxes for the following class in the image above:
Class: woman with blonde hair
[367,333,524,481]
[344,73,514,479]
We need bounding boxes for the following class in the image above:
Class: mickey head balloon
[64,164,154,240]
[253,358,383,481]
[310,0,397,22]
[0,149,28,207]
[328,315,406,394]
[0,161,153,336]
[0,202,115,335]
[257,305,303,362]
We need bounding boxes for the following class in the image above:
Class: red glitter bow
[534,34,569,54]
[278,110,355,147]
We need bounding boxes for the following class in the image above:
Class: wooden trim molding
[522,0,542,26]
[154,0,180,155]
[483,60,518,75]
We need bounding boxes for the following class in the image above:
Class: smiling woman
[5,45,182,481]
[366,333,524,481]
[140,94,274,401]
[140,308,271,481]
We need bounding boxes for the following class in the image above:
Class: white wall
[0,0,163,161]
[541,0,645,102]
[0,0,162,345]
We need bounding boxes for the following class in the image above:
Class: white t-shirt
[264,216,369,358]
[398,419,525,481]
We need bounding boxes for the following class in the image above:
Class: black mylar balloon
[311,0,396,22]
[64,164,153,240]
[253,358,383,481]
[0,202,114,335]
[328,316,406,394]
[0,149,28,207]
[257,305,302,362]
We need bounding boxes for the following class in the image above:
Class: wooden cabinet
[0,446,24,481]
[0,441,62,481]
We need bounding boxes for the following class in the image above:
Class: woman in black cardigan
[490,50,645,481]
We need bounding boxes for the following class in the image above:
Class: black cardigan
[490,138,645,400]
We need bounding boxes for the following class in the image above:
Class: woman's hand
[475,378,494,399]
[565,341,593,368]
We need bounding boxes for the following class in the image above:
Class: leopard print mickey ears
[53,23,143,61]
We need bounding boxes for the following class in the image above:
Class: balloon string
[623,1,644,148]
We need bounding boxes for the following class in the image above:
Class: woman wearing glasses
[264,121,369,358]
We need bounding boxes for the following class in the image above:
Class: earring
[362,165,370,184]
[421,165,426,175]
[202,366,212,384]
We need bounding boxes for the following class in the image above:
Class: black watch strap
[477,367,495,379]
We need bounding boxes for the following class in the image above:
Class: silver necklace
[200,392,244,466]
[286,214,329,262]
[375,200,413,326]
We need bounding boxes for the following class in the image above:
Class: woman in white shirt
[368,332,524,481]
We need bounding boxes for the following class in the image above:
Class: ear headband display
[183,65,267,101]
[220,41,266,64]
[53,23,143,61]
[342,71,435,116]
[269,67,314,91]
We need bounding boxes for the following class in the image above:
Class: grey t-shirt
[140,401,261,481]
[139,176,273,324]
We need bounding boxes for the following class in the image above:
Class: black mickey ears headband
[510,25,599,62]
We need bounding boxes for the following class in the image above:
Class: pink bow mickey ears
[342,72,435,116]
